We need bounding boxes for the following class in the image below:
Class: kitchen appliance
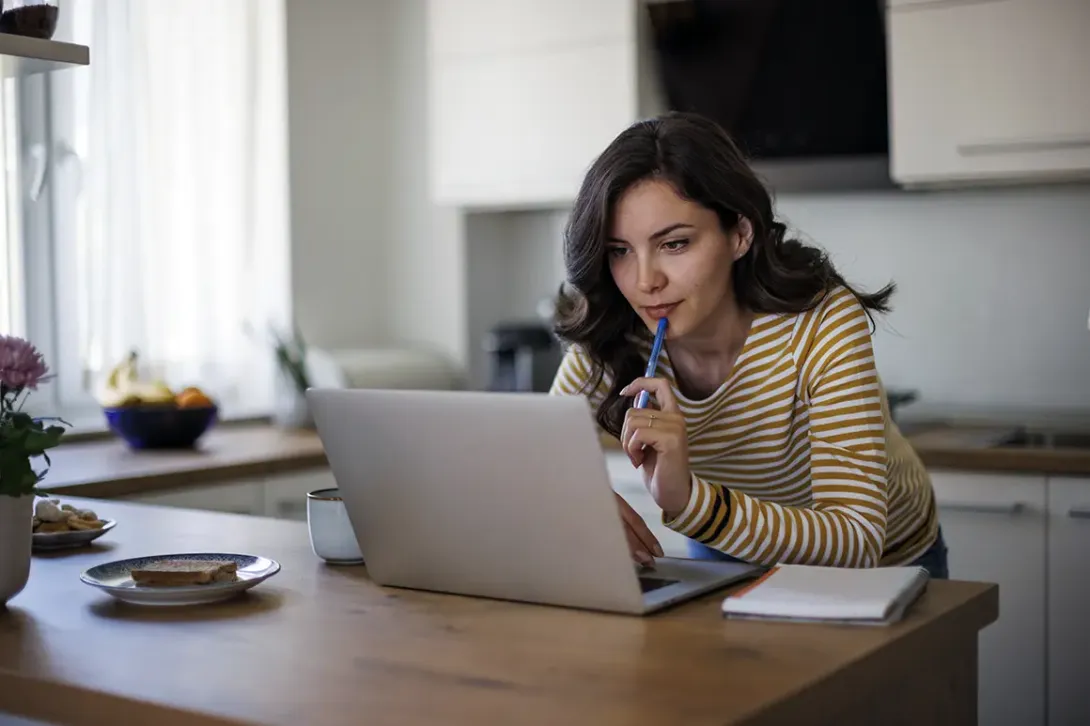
[644,0,891,190]
[886,388,918,424]
[484,322,561,393]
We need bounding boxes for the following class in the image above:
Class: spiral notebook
[721,564,930,626]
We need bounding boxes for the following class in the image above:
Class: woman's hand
[620,377,692,519]
[614,492,663,568]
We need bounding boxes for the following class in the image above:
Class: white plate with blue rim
[80,552,281,606]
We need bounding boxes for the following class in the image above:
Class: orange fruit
[176,388,214,408]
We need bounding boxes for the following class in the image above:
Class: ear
[733,217,754,260]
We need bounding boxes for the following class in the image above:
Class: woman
[549,112,947,579]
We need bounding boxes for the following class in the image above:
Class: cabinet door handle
[958,136,1090,157]
[1067,507,1090,520]
[939,501,1025,515]
[890,0,1013,11]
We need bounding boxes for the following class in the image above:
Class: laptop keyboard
[639,576,679,593]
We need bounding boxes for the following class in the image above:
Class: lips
[643,303,679,320]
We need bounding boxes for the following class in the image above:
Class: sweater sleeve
[548,344,610,405]
[664,290,889,568]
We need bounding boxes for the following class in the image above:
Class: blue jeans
[686,526,950,580]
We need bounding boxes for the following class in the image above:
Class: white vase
[0,493,34,608]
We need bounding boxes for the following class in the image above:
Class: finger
[622,410,646,467]
[623,523,655,568]
[620,411,636,464]
[623,429,648,462]
[626,410,684,430]
[615,494,658,565]
[627,425,678,457]
[619,504,664,557]
[620,377,681,413]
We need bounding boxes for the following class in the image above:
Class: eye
[606,246,628,258]
[662,238,690,251]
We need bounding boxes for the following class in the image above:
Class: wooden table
[0,499,998,726]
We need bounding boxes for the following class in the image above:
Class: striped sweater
[550,287,939,568]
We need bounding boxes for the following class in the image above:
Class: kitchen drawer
[1047,476,1090,726]
[930,470,1047,726]
[264,468,337,521]
[121,479,266,516]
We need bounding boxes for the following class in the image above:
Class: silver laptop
[306,387,762,615]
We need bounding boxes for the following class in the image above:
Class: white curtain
[0,80,19,336]
[57,0,290,411]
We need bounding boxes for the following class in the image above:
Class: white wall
[284,0,395,349]
[775,185,1090,412]
[285,0,1090,412]
[285,0,467,371]
[468,185,1090,411]
[388,0,467,370]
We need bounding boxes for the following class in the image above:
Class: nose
[634,254,666,295]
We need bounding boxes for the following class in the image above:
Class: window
[0,76,25,337]
[16,0,292,425]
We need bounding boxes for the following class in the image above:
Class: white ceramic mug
[306,488,364,565]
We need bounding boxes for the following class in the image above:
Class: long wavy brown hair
[552,111,894,438]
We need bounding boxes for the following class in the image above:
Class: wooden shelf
[0,33,88,78]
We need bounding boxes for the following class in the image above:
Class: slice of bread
[130,559,239,587]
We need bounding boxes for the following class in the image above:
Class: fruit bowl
[103,404,218,450]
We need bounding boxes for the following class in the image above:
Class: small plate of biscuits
[80,552,281,606]
[32,497,116,551]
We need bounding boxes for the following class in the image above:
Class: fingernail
[653,544,664,558]
[637,551,651,564]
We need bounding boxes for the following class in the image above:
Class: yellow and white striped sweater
[550,287,939,568]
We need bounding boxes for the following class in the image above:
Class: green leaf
[22,425,63,455]
[8,412,34,430]
[0,446,36,497]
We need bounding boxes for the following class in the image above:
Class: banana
[98,350,175,407]
[104,350,137,391]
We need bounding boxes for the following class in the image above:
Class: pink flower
[0,335,50,391]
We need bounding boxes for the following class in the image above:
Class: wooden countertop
[0,499,997,726]
[37,417,1090,502]
[904,425,1090,476]
[601,425,1090,477]
[40,425,329,498]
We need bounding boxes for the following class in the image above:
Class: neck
[668,295,754,365]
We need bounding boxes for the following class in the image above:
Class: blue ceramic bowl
[103,404,218,449]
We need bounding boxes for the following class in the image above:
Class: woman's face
[606,179,751,338]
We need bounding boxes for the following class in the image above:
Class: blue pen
[634,318,668,409]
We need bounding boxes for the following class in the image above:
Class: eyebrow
[607,222,695,244]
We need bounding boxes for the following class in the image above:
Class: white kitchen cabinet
[121,479,266,516]
[427,0,631,60]
[427,0,639,207]
[887,0,1090,187]
[1047,476,1090,726]
[264,468,338,522]
[929,470,1047,726]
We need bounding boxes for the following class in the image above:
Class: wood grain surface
[0,499,997,726]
